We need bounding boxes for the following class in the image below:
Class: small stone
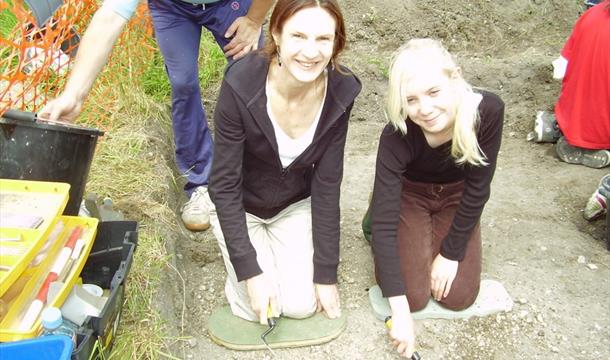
[355,30,367,39]
[187,338,197,348]
[536,314,544,323]
[177,253,183,260]
[540,246,547,251]
[586,263,598,270]
[551,346,559,353]
[518,310,529,318]
[577,255,586,264]
[537,330,545,337]
[517,298,528,305]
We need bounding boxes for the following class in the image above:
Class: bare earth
[153,1,610,359]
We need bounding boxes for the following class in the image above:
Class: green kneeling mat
[208,306,347,350]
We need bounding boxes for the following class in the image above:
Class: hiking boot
[555,136,610,169]
[528,111,561,143]
[181,186,210,231]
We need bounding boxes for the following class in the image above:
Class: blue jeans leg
[149,0,213,196]
[149,0,264,196]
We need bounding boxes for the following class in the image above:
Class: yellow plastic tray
[0,216,98,342]
[0,179,70,297]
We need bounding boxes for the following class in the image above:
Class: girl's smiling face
[403,64,459,138]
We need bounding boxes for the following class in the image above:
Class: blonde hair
[386,38,487,166]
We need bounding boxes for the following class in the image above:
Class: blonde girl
[370,38,504,358]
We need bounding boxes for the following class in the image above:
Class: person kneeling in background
[532,1,610,168]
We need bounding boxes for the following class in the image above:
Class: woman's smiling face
[273,6,336,83]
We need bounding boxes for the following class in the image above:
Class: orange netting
[0,0,155,130]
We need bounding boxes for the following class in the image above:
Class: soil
[150,1,610,359]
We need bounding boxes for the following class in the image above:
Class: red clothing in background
[554,2,610,149]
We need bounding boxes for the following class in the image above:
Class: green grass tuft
[0,2,17,38]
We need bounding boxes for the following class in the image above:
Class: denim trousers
[148,0,263,195]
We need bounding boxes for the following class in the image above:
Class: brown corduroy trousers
[395,178,482,311]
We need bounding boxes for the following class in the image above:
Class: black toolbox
[72,221,138,360]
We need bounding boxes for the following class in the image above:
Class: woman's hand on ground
[245,273,277,325]
[315,283,341,319]
[430,253,459,301]
[388,296,416,358]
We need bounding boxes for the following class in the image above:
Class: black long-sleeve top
[371,89,504,297]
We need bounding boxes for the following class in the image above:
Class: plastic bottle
[40,307,77,347]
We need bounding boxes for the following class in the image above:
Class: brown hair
[262,0,346,67]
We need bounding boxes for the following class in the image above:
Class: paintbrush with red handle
[18,226,83,330]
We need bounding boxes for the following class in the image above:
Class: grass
[79,29,226,359]
[0,1,17,38]
[0,1,18,74]
[368,57,389,78]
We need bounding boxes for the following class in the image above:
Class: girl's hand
[430,253,459,301]
[245,273,277,325]
[388,296,416,358]
[315,283,341,319]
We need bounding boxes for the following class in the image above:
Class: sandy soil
[153,1,610,359]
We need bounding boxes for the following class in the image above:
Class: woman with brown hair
[208,0,361,326]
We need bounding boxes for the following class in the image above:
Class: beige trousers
[208,196,317,321]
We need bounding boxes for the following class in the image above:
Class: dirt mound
[155,1,610,359]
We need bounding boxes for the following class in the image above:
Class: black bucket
[0,109,104,215]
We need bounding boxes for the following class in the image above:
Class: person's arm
[209,80,259,281]
[370,125,411,298]
[439,93,504,262]
[310,111,349,285]
[371,125,416,357]
[388,295,416,358]
[38,6,130,122]
[223,0,274,60]
[210,78,277,324]
[308,102,353,319]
